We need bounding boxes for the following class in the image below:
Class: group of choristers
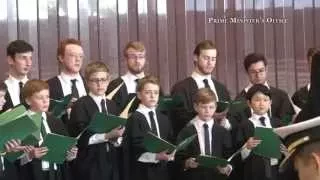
[0,39,318,180]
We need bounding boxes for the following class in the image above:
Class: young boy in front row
[0,82,25,180]
[68,62,123,180]
[124,76,174,180]
[19,80,77,180]
[236,84,283,180]
[175,88,233,180]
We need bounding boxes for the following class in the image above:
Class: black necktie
[148,111,158,136]
[259,116,266,126]
[203,79,210,88]
[71,79,79,98]
[101,99,108,114]
[40,118,47,137]
[203,123,210,155]
[19,81,24,103]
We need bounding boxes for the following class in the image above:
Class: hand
[156,150,170,161]
[105,126,125,139]
[213,111,228,121]
[217,165,232,176]
[4,139,23,153]
[280,144,289,156]
[184,157,199,169]
[245,137,261,150]
[66,146,78,161]
[28,147,48,159]
[23,145,35,154]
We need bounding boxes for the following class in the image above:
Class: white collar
[191,115,214,128]
[137,104,156,114]
[307,82,310,91]
[59,72,82,83]
[89,92,106,102]
[244,81,270,92]
[7,74,28,84]
[191,71,212,80]
[122,71,145,81]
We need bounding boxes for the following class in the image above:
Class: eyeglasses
[89,78,109,83]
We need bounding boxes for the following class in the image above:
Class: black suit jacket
[68,95,119,180]
[124,110,173,180]
[291,85,308,109]
[235,86,295,121]
[20,114,70,180]
[170,77,231,136]
[175,123,232,180]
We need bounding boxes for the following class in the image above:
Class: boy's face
[0,90,7,111]
[26,89,50,113]
[247,92,271,115]
[126,48,146,75]
[247,61,267,85]
[59,44,84,74]
[194,49,217,75]
[8,52,33,76]
[194,102,216,121]
[137,83,159,108]
[294,153,320,180]
[87,72,110,96]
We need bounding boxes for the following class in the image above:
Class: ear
[193,103,198,112]
[193,55,198,65]
[58,55,63,64]
[25,97,31,106]
[311,152,320,173]
[7,56,14,65]
[246,100,251,107]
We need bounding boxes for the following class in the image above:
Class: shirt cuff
[221,118,232,130]
[20,153,32,166]
[241,147,251,160]
[138,152,159,163]
[88,133,108,145]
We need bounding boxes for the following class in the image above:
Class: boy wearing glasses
[68,62,123,180]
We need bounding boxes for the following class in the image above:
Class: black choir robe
[47,76,87,124]
[236,117,281,180]
[67,95,119,180]
[0,159,20,180]
[235,86,295,121]
[20,114,72,180]
[175,123,233,180]
[106,77,141,114]
[170,77,231,136]
[124,110,173,180]
[291,85,308,109]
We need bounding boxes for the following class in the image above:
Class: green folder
[253,127,281,159]
[0,115,39,152]
[143,132,196,153]
[88,113,127,133]
[41,133,77,164]
[216,100,248,114]
[0,105,27,125]
[197,155,229,168]
[50,94,72,119]
[157,95,183,111]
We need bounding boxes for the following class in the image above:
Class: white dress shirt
[121,71,145,94]
[20,111,57,170]
[191,71,219,101]
[57,72,87,97]
[4,75,28,106]
[136,104,161,163]
[191,116,214,155]
[87,93,122,146]
[241,113,278,165]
